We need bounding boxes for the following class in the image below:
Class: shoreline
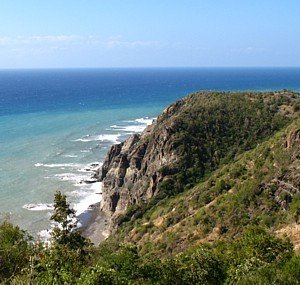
[33,118,155,243]
[77,118,156,244]
[79,201,110,245]
[14,116,154,239]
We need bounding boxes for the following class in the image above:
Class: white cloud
[0,35,160,49]
[0,35,81,45]
[0,35,165,68]
[231,46,269,54]
[104,39,160,49]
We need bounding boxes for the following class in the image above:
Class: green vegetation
[155,91,296,197]
[0,222,33,282]
[0,91,299,284]
[113,118,300,257]
[115,91,299,227]
[32,192,91,284]
[0,219,299,284]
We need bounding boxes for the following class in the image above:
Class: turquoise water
[1,68,300,237]
[0,107,160,237]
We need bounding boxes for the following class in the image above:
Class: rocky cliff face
[99,91,300,224]
[286,129,300,149]
[99,100,184,217]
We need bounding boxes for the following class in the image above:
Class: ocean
[1,67,300,238]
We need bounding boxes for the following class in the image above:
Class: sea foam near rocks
[28,116,154,240]
[34,162,84,169]
[23,203,54,211]
[74,134,121,143]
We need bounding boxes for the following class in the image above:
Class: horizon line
[1,66,300,71]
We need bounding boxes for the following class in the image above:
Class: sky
[0,0,299,68]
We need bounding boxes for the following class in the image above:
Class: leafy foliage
[155,91,299,197]
[30,191,91,284]
[0,222,33,283]
[50,191,89,252]
[2,217,297,284]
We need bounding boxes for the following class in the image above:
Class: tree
[50,191,90,251]
[0,221,32,282]
[34,191,91,284]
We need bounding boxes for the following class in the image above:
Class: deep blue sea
[1,68,300,238]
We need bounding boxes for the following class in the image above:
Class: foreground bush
[0,221,33,283]
[2,198,299,284]
[33,191,91,284]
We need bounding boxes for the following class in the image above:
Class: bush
[160,246,225,285]
[78,266,122,285]
[236,227,293,264]
[222,227,295,284]
[0,221,33,282]
[33,191,91,284]
[280,255,300,284]
[293,101,300,112]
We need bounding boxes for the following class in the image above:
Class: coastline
[22,116,155,241]
[79,202,110,245]
[78,118,156,244]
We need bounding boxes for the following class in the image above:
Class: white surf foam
[78,162,102,173]
[33,116,154,240]
[108,116,155,133]
[23,203,54,211]
[35,162,84,168]
[62,154,78,158]
[37,229,52,241]
[69,189,88,197]
[54,173,90,184]
[109,125,146,133]
[74,134,121,143]
[135,117,155,125]
[73,182,102,216]
[36,181,101,241]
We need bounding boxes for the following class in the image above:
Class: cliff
[114,118,300,254]
[99,91,300,232]
[99,100,182,216]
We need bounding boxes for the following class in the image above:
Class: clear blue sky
[0,0,299,68]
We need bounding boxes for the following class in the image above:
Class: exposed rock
[259,129,300,210]
[285,129,300,149]
[100,108,181,217]
[276,224,300,252]
[99,91,300,226]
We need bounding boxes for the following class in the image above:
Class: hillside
[99,90,300,238]
[112,117,300,256]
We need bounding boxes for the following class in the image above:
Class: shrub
[78,266,123,285]
[33,191,91,284]
[160,246,225,285]
[0,221,32,282]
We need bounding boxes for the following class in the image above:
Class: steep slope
[99,90,300,232]
[112,118,300,255]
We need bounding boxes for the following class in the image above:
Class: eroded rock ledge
[99,100,184,217]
